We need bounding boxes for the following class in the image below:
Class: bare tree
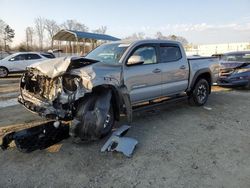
[124,32,145,40]
[61,20,88,53]
[44,19,59,49]
[62,19,88,31]
[155,32,188,46]
[166,35,188,46]
[3,25,15,51]
[92,26,107,34]
[35,17,45,50]
[155,31,167,39]
[25,27,34,50]
[0,19,7,50]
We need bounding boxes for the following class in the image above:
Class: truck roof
[109,39,182,46]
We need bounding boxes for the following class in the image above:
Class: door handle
[179,65,186,69]
[152,68,161,73]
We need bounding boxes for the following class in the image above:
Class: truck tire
[75,94,115,141]
[0,67,8,78]
[188,79,209,106]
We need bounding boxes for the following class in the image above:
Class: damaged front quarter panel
[18,57,98,120]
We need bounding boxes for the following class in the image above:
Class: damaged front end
[17,56,132,142]
[218,61,250,87]
[18,57,98,120]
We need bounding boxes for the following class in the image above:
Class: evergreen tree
[3,25,15,51]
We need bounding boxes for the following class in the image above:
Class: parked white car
[0,52,55,77]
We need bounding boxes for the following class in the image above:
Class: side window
[26,54,42,60]
[129,46,157,65]
[9,54,26,61]
[160,46,182,63]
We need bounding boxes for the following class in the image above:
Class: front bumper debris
[101,125,138,157]
[217,77,249,87]
[18,89,71,120]
[1,121,69,153]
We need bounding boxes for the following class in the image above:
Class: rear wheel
[188,79,209,106]
[0,67,8,78]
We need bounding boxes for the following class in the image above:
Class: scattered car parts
[101,125,138,157]
[1,121,69,153]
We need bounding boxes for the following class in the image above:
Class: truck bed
[187,56,220,86]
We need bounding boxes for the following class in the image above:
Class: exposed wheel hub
[104,114,111,128]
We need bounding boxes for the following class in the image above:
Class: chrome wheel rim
[197,84,207,103]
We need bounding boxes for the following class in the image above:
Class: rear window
[160,45,182,62]
[41,53,55,59]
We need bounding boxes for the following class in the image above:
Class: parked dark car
[211,53,223,60]
[217,51,250,88]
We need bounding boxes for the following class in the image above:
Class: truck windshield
[85,43,129,64]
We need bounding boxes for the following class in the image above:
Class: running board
[133,95,188,112]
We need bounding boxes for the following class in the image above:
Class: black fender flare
[91,84,132,123]
[188,68,212,93]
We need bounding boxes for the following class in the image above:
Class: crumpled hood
[219,60,249,69]
[28,57,72,78]
[27,57,99,78]
[27,56,121,86]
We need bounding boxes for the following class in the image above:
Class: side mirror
[9,58,15,61]
[127,55,144,66]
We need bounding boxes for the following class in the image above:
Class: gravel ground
[0,76,250,188]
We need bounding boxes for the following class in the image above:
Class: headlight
[234,68,250,74]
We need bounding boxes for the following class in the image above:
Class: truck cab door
[123,44,162,104]
[159,44,189,96]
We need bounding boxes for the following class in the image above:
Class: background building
[186,42,250,56]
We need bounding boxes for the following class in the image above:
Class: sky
[0,0,250,45]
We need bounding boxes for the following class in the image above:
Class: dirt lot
[0,76,250,188]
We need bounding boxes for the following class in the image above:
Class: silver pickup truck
[18,40,219,140]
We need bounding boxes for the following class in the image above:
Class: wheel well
[0,66,9,72]
[194,72,212,93]
[91,85,121,121]
[0,66,9,77]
